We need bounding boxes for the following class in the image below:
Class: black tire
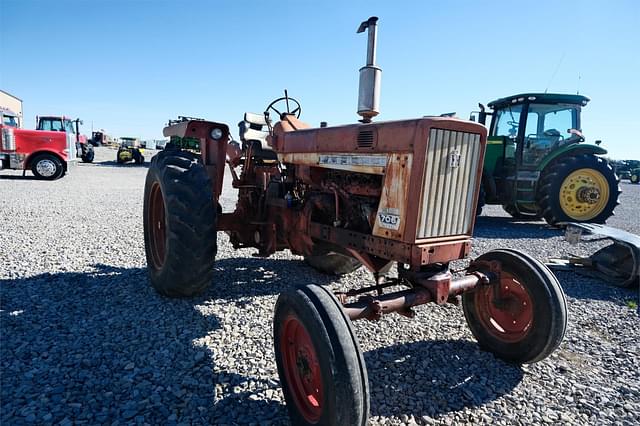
[462,249,567,364]
[136,155,145,165]
[274,284,369,425]
[31,153,65,180]
[143,149,217,297]
[116,149,126,164]
[502,204,541,220]
[304,242,362,275]
[81,145,95,163]
[537,154,620,225]
[631,172,639,184]
[476,184,486,216]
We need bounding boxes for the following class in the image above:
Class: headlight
[210,128,223,140]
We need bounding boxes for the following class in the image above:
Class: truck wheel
[81,145,95,163]
[502,204,541,220]
[143,149,217,297]
[31,153,65,180]
[274,284,369,426]
[305,243,362,275]
[462,249,567,364]
[537,154,620,225]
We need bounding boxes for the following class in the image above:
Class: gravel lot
[1,146,639,425]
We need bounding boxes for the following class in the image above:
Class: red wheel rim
[474,272,534,343]
[280,314,323,423]
[149,182,167,269]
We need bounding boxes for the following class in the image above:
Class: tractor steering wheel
[543,129,564,139]
[265,93,302,120]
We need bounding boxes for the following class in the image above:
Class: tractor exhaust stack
[357,16,382,123]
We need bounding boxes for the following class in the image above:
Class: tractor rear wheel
[31,153,65,180]
[81,144,95,163]
[143,149,217,297]
[631,171,639,184]
[537,154,620,225]
[274,284,369,425]
[462,249,567,364]
[305,242,362,275]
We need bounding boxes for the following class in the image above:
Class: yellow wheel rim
[559,168,609,220]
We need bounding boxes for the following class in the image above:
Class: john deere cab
[473,93,620,225]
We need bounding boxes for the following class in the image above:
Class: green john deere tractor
[473,93,620,226]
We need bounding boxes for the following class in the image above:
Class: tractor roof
[488,93,590,109]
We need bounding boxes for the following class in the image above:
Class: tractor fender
[24,149,68,171]
[537,144,607,172]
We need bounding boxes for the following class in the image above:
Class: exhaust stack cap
[357,16,382,123]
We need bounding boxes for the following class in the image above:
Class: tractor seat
[238,112,276,160]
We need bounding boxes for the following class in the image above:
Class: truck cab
[36,116,94,163]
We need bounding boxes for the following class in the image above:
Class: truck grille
[416,128,482,239]
[2,128,16,151]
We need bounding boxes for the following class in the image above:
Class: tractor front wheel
[143,149,217,297]
[304,242,362,275]
[502,204,541,220]
[462,249,567,364]
[630,171,639,184]
[537,154,620,225]
[274,284,369,425]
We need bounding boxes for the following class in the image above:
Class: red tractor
[0,113,81,179]
[143,17,567,424]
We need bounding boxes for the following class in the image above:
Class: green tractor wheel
[631,171,640,184]
[537,154,620,225]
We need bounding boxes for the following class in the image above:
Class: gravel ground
[1,147,639,425]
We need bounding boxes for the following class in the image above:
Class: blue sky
[1,0,638,160]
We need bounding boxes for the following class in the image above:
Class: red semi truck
[0,113,93,180]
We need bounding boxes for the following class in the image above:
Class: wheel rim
[148,182,167,269]
[559,168,609,220]
[280,314,323,422]
[36,159,57,177]
[474,272,534,343]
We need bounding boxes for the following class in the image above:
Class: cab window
[492,105,522,139]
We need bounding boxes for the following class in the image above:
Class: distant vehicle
[117,137,145,164]
[1,109,19,128]
[91,131,115,147]
[36,116,94,163]
[472,93,620,225]
[1,115,77,179]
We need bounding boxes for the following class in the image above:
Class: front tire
[537,154,620,225]
[274,284,369,425]
[631,172,639,184]
[463,249,567,364]
[31,153,65,180]
[143,149,217,297]
[502,204,541,220]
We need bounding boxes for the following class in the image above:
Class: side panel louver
[357,130,375,148]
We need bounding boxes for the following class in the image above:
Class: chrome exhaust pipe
[357,16,382,123]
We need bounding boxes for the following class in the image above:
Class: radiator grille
[357,130,375,148]
[416,128,482,239]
